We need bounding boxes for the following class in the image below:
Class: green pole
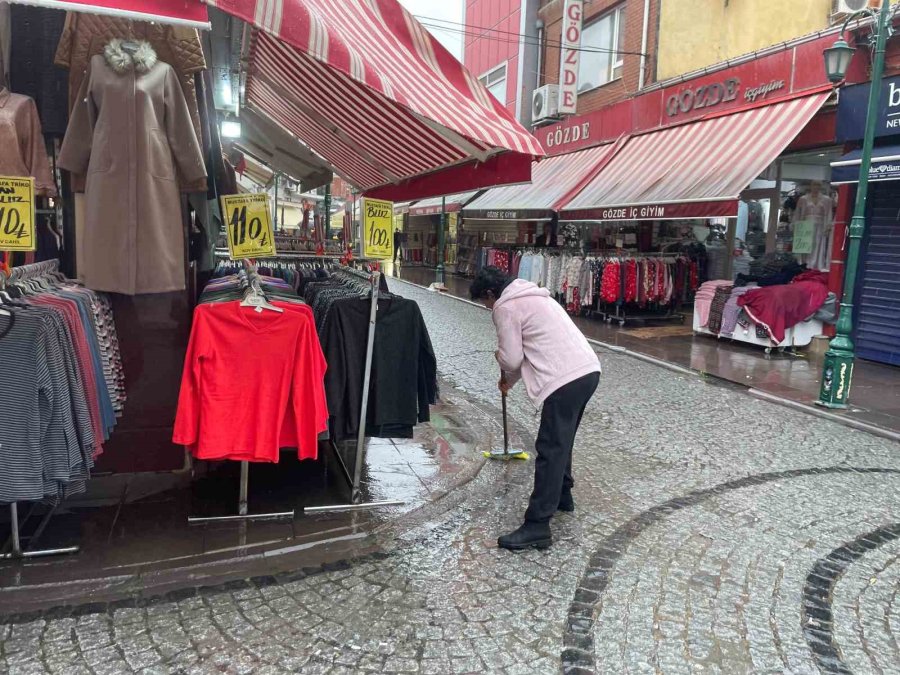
[323,182,332,242]
[437,196,446,284]
[818,0,891,408]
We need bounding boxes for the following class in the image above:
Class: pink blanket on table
[737,278,829,344]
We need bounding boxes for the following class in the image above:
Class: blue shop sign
[831,145,900,184]
[836,75,900,142]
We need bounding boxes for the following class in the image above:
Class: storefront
[404,191,480,269]
[0,0,542,557]
[832,75,900,367]
[459,143,619,277]
[495,30,845,339]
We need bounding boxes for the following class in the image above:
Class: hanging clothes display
[0,261,124,503]
[58,40,207,295]
[304,270,438,441]
[53,13,206,190]
[0,87,57,196]
[173,266,329,463]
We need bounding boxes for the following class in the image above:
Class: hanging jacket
[494,279,601,405]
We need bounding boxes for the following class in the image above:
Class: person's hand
[498,376,511,394]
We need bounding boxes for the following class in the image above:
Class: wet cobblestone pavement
[3,280,900,674]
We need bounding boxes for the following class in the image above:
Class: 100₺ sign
[0,176,35,252]
[362,198,394,259]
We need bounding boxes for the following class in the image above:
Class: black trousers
[525,372,599,523]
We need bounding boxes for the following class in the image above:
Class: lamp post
[437,196,446,285]
[818,0,893,409]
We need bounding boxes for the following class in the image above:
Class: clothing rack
[189,260,295,524]
[188,264,401,522]
[305,269,404,513]
[1,258,80,559]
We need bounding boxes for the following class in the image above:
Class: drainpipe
[638,0,651,90]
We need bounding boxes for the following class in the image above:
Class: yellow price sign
[0,176,35,252]
[221,193,276,260]
[362,198,393,259]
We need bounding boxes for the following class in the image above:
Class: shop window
[479,62,508,103]
[578,6,625,92]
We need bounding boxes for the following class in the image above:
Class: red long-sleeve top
[173,301,328,462]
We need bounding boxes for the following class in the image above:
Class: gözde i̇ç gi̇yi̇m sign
[0,176,35,252]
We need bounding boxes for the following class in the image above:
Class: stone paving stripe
[561,466,900,674]
[802,522,900,675]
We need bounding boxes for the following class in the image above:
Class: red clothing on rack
[173,301,328,462]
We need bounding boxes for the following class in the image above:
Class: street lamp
[818,0,893,408]
[823,38,855,83]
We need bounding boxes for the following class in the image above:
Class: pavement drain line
[391,277,898,441]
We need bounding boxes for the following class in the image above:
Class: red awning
[560,92,830,221]
[208,0,543,200]
[10,0,209,28]
[463,142,622,221]
[408,191,481,216]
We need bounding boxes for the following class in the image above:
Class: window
[577,6,625,93]
[479,62,508,103]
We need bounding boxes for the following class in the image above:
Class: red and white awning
[209,0,543,200]
[408,191,481,216]
[9,0,209,28]
[463,142,621,221]
[560,92,830,221]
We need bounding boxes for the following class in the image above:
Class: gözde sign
[558,0,583,115]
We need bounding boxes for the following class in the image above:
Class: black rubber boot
[558,492,575,513]
[497,521,552,551]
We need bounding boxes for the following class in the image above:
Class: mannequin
[792,181,833,270]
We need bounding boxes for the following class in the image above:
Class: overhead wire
[414,15,648,57]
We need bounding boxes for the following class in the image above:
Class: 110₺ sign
[362,198,394,259]
[0,176,35,252]
[221,193,276,260]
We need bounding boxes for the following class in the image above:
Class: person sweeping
[470,267,600,551]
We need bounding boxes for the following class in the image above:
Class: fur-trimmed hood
[103,39,157,74]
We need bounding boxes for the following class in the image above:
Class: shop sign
[791,221,815,255]
[361,197,394,259]
[558,0,584,115]
[0,176,35,252]
[221,193,276,260]
[836,75,900,142]
[485,210,520,219]
[544,122,591,149]
[665,78,740,118]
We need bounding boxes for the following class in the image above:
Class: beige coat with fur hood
[58,40,206,295]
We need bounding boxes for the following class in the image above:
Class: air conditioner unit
[532,84,560,123]
[833,0,879,17]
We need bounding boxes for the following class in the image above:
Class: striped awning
[463,143,620,221]
[561,92,830,221]
[408,191,480,216]
[9,0,209,27]
[211,0,543,200]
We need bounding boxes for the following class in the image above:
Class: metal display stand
[1,502,79,560]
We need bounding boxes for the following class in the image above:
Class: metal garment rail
[1,502,79,560]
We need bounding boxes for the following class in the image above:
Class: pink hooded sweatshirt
[493,279,601,405]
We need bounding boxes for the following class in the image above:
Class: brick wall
[464,0,522,115]
[539,0,660,116]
